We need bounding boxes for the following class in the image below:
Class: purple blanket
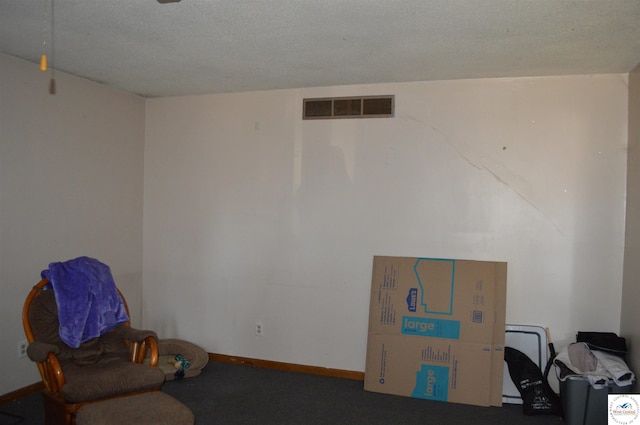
[41,257,129,348]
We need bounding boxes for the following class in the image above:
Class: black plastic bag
[576,331,627,357]
[504,346,562,416]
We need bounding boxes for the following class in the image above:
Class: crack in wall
[424,122,565,236]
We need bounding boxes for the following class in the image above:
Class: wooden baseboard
[209,353,365,381]
[0,381,44,406]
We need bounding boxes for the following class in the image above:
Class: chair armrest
[139,336,159,366]
[26,343,65,395]
[110,325,160,366]
[27,341,60,362]
[111,325,158,343]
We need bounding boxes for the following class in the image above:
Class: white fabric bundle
[554,342,635,389]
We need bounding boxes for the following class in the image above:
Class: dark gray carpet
[1,361,564,425]
[162,362,563,425]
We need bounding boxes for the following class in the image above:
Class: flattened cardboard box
[368,257,503,344]
[365,256,507,407]
[365,335,494,406]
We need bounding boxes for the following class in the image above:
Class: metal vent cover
[303,95,394,120]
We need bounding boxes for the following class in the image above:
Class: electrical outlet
[255,321,264,336]
[18,339,28,358]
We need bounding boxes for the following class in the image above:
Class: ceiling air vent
[303,95,394,120]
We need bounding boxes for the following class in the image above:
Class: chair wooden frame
[22,278,161,425]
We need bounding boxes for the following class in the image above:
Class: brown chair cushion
[29,289,73,360]
[28,287,166,402]
[29,289,126,364]
[62,357,165,402]
[76,392,194,425]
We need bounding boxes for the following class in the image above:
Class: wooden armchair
[22,278,165,425]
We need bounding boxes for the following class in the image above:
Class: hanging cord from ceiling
[40,0,56,95]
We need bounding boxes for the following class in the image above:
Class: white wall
[1,61,630,395]
[621,63,640,371]
[144,75,628,372]
[0,53,146,394]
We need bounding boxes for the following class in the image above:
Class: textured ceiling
[1,0,640,98]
